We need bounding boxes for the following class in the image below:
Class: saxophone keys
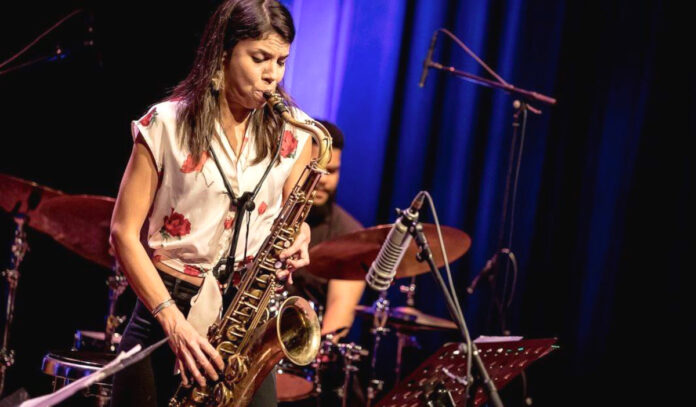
[225,324,246,341]
[224,354,249,383]
[191,386,210,403]
[216,341,236,356]
[212,382,233,405]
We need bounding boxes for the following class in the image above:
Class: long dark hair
[171,0,295,164]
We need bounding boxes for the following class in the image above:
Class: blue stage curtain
[281,1,687,404]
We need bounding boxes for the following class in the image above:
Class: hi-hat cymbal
[33,195,116,269]
[307,224,471,281]
[355,304,457,331]
[0,173,63,215]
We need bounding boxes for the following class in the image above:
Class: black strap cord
[208,129,284,295]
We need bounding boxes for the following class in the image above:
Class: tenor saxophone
[169,93,330,406]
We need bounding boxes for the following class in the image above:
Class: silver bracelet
[151,298,175,317]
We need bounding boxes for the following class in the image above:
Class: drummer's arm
[321,279,366,340]
[110,138,174,315]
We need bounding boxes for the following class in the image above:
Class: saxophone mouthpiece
[263,92,289,115]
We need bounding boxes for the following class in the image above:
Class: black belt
[157,270,200,312]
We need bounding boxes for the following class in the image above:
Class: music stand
[374,338,557,407]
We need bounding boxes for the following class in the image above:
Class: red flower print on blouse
[181,151,209,173]
[183,265,203,277]
[224,215,235,229]
[160,208,191,239]
[139,108,157,127]
[258,201,268,215]
[280,130,298,158]
[232,270,242,287]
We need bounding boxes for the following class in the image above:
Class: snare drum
[42,350,115,407]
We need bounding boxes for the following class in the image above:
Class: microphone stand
[421,29,557,405]
[423,60,556,108]
[410,222,504,407]
[425,31,555,335]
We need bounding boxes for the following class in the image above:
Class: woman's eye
[278,60,286,67]
[252,56,264,63]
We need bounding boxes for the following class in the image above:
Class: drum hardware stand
[365,291,390,407]
[425,382,457,407]
[334,342,368,407]
[103,266,127,352]
[0,213,29,397]
[394,330,420,385]
[395,277,419,384]
[399,277,417,307]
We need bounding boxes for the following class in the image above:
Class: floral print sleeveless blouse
[132,100,311,279]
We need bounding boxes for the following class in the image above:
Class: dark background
[1,0,693,405]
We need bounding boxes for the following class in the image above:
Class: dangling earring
[211,69,223,93]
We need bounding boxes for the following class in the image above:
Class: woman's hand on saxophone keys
[156,306,225,388]
[277,222,311,285]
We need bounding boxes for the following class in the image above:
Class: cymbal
[33,195,116,269]
[355,304,457,331]
[307,224,471,281]
[0,173,63,215]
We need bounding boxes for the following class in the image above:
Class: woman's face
[222,32,290,112]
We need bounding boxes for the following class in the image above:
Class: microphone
[365,193,425,291]
[466,248,510,294]
[419,31,438,88]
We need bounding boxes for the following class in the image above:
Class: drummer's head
[313,120,344,206]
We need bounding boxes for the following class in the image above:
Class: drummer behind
[288,120,364,340]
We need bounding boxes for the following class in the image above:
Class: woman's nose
[262,63,281,85]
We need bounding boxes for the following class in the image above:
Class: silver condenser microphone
[365,193,425,291]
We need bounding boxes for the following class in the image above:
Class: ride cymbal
[307,224,471,281]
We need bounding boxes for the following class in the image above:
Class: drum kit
[0,174,125,405]
[275,223,473,406]
[1,173,555,406]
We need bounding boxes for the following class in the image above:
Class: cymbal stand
[365,291,390,407]
[0,214,29,396]
[334,342,368,407]
[394,330,419,385]
[394,277,419,383]
[399,276,417,307]
[103,265,127,352]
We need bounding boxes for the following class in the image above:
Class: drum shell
[42,350,115,406]
[72,330,121,352]
[276,359,316,402]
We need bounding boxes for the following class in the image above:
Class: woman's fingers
[279,222,310,261]
[200,338,225,372]
[286,244,309,269]
[179,344,207,387]
[176,358,190,387]
[190,341,219,382]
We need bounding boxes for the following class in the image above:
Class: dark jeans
[110,271,277,407]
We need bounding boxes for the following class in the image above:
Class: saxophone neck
[263,92,333,170]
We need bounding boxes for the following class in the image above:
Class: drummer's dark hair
[316,120,344,150]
